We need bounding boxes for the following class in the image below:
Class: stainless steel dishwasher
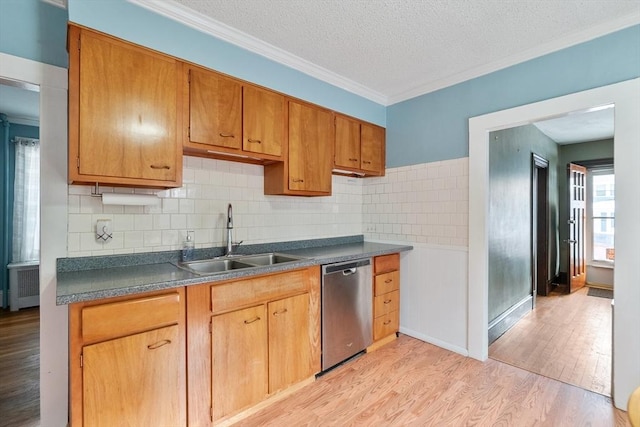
[322,258,372,371]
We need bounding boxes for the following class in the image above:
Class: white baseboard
[400,326,469,357]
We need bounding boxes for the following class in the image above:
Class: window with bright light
[590,169,614,263]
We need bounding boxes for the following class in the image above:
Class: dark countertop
[56,239,412,305]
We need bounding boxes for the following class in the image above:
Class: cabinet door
[75,29,180,183]
[187,67,242,149]
[243,86,284,157]
[360,123,385,175]
[212,305,268,420]
[82,325,185,427]
[334,115,361,170]
[268,293,312,393]
[288,101,333,193]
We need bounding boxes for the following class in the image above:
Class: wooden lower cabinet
[82,325,184,427]
[69,289,186,427]
[372,254,401,344]
[187,266,321,424]
[268,293,312,393]
[212,305,268,420]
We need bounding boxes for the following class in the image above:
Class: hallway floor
[489,286,612,396]
[0,306,40,427]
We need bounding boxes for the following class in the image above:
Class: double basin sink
[176,253,306,276]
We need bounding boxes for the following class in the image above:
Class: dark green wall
[488,125,559,322]
[557,139,614,274]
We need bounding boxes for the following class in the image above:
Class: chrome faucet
[226,203,242,256]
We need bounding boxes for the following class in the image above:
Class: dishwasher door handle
[342,268,357,276]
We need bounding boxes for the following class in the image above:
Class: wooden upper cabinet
[68,24,182,188]
[265,100,332,196]
[243,85,285,158]
[334,115,361,170]
[360,123,385,175]
[185,66,242,150]
[334,114,385,177]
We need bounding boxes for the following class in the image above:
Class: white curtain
[12,137,40,262]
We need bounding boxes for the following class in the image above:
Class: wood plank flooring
[489,287,612,396]
[238,335,629,426]
[0,307,40,427]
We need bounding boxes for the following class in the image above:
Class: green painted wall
[488,125,559,322]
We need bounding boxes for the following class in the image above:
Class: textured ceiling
[162,0,640,104]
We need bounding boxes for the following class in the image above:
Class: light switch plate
[96,219,113,242]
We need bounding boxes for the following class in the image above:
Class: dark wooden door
[568,163,587,292]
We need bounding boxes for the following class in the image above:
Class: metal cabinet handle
[383,299,392,304]
[349,158,358,162]
[147,339,171,350]
[292,179,304,183]
[150,164,171,170]
[247,138,261,144]
[383,320,392,325]
[219,133,235,138]
[362,161,372,164]
[273,308,288,316]
[244,316,261,324]
[385,279,392,284]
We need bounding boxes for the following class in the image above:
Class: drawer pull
[383,320,392,326]
[349,158,358,162]
[292,179,304,183]
[219,132,235,138]
[149,164,171,170]
[244,316,261,324]
[362,161,372,164]
[385,279,393,284]
[247,138,262,144]
[383,299,392,304]
[273,308,288,316]
[147,339,171,350]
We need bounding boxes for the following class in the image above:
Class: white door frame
[0,52,69,424]
[468,78,640,409]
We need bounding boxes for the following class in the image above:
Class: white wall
[67,158,363,257]
[363,158,469,354]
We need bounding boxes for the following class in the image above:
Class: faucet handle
[232,240,243,248]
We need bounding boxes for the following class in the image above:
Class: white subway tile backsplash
[363,158,469,248]
[66,156,365,257]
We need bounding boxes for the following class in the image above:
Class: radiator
[7,262,40,311]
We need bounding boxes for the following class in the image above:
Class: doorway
[532,153,549,299]
[0,78,41,425]
[469,78,640,409]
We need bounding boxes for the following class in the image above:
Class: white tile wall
[363,158,469,247]
[67,156,364,257]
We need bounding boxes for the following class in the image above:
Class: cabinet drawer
[374,290,399,318]
[374,271,399,296]
[373,311,399,341]
[374,253,399,274]
[211,270,308,314]
[81,292,181,343]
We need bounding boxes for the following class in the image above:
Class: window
[590,169,614,263]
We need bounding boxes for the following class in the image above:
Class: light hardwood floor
[239,335,629,426]
[489,287,612,396]
[0,307,40,427]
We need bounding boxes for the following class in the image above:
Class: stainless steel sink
[176,252,305,276]
[239,253,304,266]
[178,258,255,275]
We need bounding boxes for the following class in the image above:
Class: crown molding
[128,0,388,105]
[128,0,639,107]
[387,12,640,105]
